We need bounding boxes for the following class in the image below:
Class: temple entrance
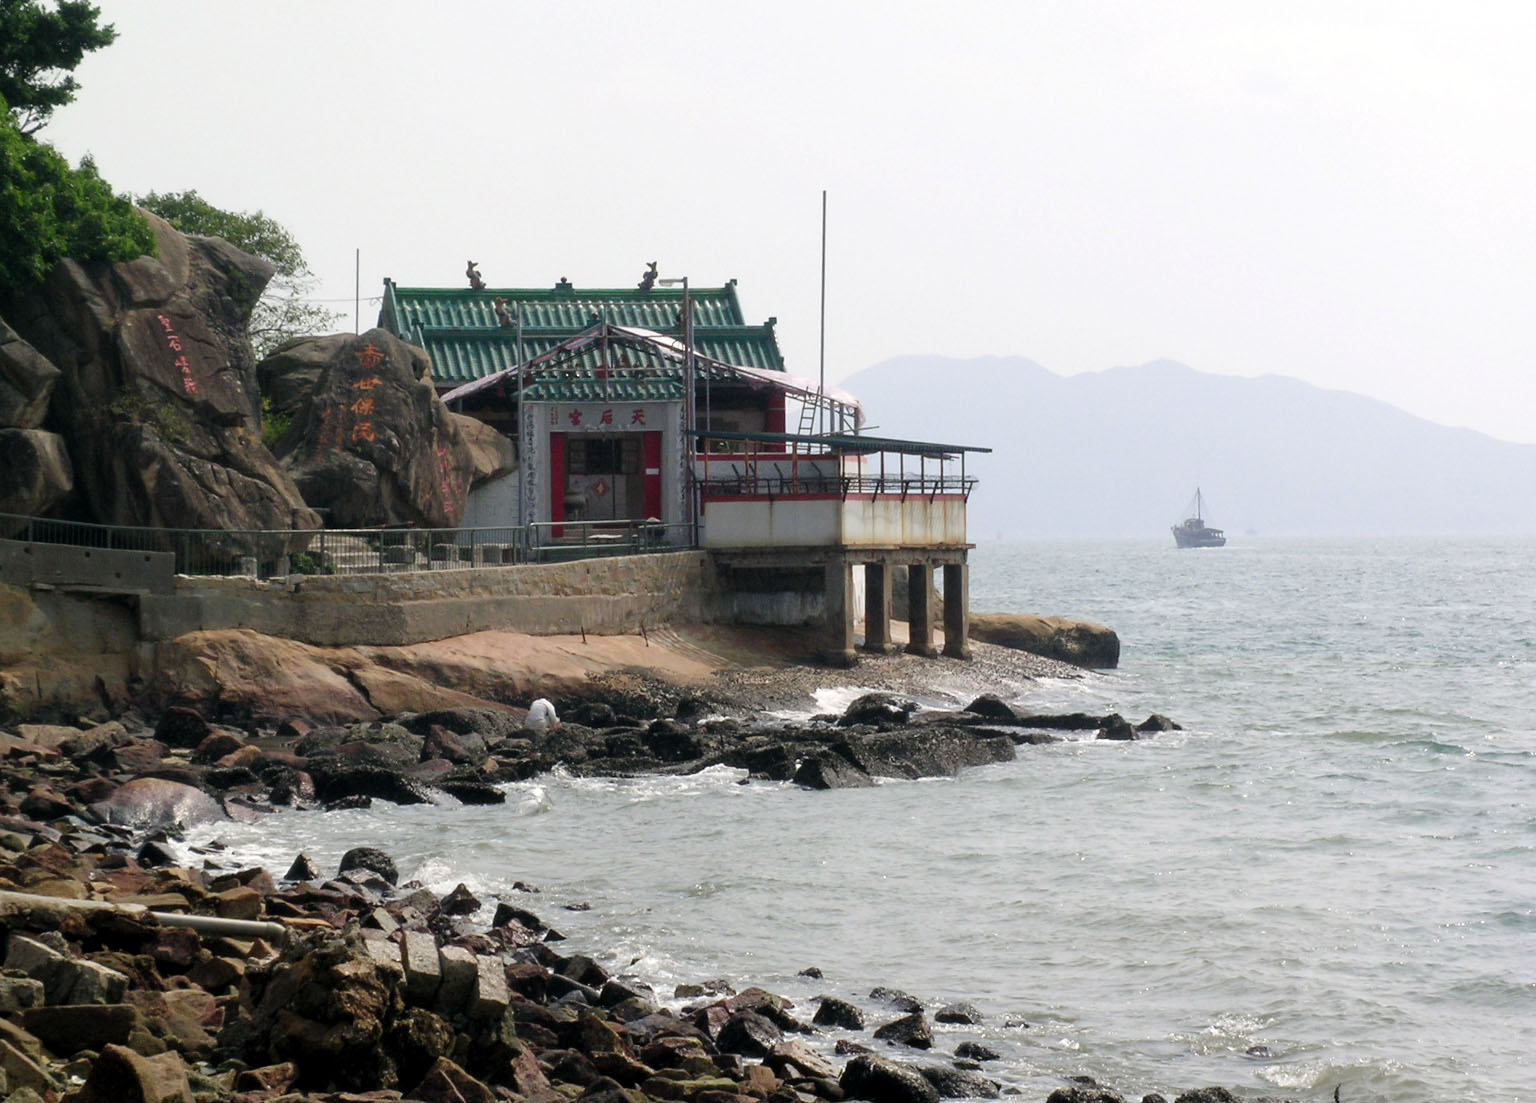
[551,431,662,527]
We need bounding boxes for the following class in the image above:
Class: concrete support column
[905,561,937,657]
[942,560,970,659]
[862,561,894,653]
[822,559,857,667]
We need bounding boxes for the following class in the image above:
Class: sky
[40,1,1536,444]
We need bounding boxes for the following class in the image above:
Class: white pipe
[0,889,290,945]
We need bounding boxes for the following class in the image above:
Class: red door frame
[549,432,566,537]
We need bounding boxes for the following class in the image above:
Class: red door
[642,431,663,520]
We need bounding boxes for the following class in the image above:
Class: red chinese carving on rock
[156,314,199,395]
[356,343,386,369]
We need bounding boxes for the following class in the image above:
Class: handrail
[696,473,977,500]
[1,511,698,581]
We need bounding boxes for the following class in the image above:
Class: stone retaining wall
[138,552,721,646]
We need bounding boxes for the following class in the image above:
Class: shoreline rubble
[0,664,1274,1103]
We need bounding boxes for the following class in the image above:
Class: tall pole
[354,248,360,334]
[818,190,827,437]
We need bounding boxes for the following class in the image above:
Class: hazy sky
[42,1,1536,444]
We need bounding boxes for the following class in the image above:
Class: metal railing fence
[696,472,978,501]
[1,512,696,580]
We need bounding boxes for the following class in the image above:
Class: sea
[184,535,1535,1103]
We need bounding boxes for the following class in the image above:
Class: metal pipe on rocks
[0,889,291,945]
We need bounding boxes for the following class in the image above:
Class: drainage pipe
[0,889,291,945]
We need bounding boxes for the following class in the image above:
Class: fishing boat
[1171,488,1226,548]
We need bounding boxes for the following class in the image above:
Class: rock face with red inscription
[269,328,490,528]
[0,210,319,561]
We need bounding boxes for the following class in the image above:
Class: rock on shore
[0,677,1246,1103]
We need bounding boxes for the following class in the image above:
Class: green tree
[0,0,116,134]
[0,100,155,289]
[138,189,342,358]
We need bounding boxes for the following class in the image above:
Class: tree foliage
[0,0,116,134]
[0,101,155,290]
[138,189,342,359]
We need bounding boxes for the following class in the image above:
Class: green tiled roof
[380,278,786,387]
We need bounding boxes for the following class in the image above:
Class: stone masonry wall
[137,552,721,646]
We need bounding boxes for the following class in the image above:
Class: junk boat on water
[1172,488,1226,548]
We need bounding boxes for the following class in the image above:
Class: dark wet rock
[421,723,485,765]
[934,1002,983,1025]
[1096,714,1138,741]
[870,987,923,1013]
[440,883,481,915]
[310,761,438,806]
[839,693,918,728]
[644,720,708,763]
[766,1038,838,1081]
[564,701,618,728]
[716,1009,783,1057]
[1173,1090,1241,1103]
[873,1011,933,1049]
[920,1064,1000,1098]
[436,776,506,805]
[1045,1087,1128,1103]
[153,706,210,750]
[963,695,1019,722]
[954,1041,1000,1062]
[799,966,824,979]
[1014,713,1110,731]
[793,751,877,790]
[338,846,398,885]
[674,695,711,723]
[814,997,867,1030]
[324,793,373,811]
[1136,714,1182,732]
[841,1053,940,1103]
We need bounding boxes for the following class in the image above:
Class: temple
[378,273,987,664]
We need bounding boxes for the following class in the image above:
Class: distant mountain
[839,356,1536,538]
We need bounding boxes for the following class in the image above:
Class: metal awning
[689,429,990,457]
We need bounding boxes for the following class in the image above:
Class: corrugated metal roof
[382,278,786,385]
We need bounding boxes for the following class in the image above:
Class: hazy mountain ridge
[841,356,1536,538]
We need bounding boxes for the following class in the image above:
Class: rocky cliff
[0,211,319,563]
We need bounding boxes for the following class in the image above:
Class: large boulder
[0,317,60,429]
[0,210,320,562]
[967,613,1120,669]
[89,776,226,829]
[0,428,73,530]
[269,328,482,528]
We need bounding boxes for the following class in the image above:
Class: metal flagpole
[819,190,827,437]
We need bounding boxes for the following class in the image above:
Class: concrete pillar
[905,561,937,657]
[822,559,857,667]
[862,561,894,653]
[942,560,970,659]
